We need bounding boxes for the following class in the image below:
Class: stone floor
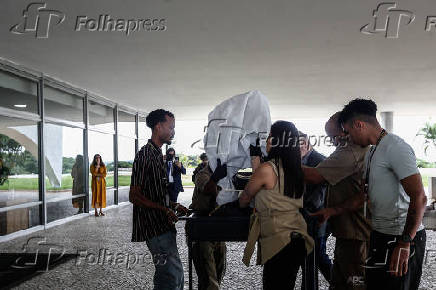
[1,199,436,289]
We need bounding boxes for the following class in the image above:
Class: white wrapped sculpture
[203,90,271,205]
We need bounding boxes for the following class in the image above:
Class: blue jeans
[146,230,184,290]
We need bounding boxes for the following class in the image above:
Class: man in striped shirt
[130,109,188,290]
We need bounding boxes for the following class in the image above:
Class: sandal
[95,212,99,217]
[99,212,105,216]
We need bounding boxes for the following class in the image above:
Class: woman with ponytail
[240,121,314,289]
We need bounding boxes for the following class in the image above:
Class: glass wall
[0,60,143,237]
[44,86,84,126]
[89,101,115,132]
[0,205,40,236]
[0,70,38,114]
[0,116,39,207]
[88,108,115,208]
[0,69,41,236]
[118,110,137,203]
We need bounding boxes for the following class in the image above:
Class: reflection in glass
[71,155,85,213]
[88,130,114,207]
[47,196,84,223]
[118,110,136,137]
[0,116,39,207]
[44,124,84,203]
[44,86,84,125]
[89,101,114,132]
[0,205,40,235]
[118,136,135,202]
[0,70,38,114]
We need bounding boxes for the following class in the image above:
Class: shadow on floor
[0,252,78,289]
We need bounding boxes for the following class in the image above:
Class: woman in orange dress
[90,154,107,216]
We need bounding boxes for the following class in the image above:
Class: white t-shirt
[366,133,423,235]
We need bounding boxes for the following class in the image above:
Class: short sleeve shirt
[131,140,175,242]
[366,133,423,235]
[316,142,372,241]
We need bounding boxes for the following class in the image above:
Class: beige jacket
[243,159,314,266]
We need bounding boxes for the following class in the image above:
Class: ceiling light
[14,104,27,108]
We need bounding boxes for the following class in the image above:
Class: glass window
[89,101,114,132]
[44,86,84,125]
[118,136,136,203]
[118,110,136,138]
[44,124,84,203]
[47,196,84,222]
[0,205,40,236]
[0,70,38,114]
[0,116,39,208]
[88,130,114,207]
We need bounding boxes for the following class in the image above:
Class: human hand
[165,208,179,224]
[211,159,227,183]
[175,203,189,216]
[309,208,335,225]
[249,138,262,157]
[389,242,410,277]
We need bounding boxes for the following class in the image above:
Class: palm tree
[416,122,436,155]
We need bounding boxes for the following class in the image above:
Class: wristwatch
[399,233,412,243]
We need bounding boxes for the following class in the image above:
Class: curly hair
[338,98,378,126]
[146,109,174,129]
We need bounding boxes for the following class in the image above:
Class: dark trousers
[168,183,179,203]
[192,241,226,290]
[366,229,426,290]
[331,238,368,290]
[263,234,307,290]
[302,216,333,290]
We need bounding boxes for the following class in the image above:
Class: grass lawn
[0,174,133,191]
[6,173,430,191]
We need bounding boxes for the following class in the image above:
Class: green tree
[0,134,38,175]
[118,161,133,168]
[62,157,75,174]
[417,122,436,155]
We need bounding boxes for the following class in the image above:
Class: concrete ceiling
[1,0,436,121]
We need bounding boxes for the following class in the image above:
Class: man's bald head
[325,111,348,147]
[325,112,342,137]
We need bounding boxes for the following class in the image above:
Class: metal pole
[114,106,119,205]
[135,113,139,153]
[38,75,46,226]
[188,238,193,290]
[84,93,90,213]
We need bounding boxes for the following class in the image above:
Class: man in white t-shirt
[312,99,427,290]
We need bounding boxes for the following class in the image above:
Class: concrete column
[380,111,394,133]
[430,177,436,200]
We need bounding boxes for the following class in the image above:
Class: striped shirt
[131,139,175,242]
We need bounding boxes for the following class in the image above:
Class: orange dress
[91,164,106,208]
